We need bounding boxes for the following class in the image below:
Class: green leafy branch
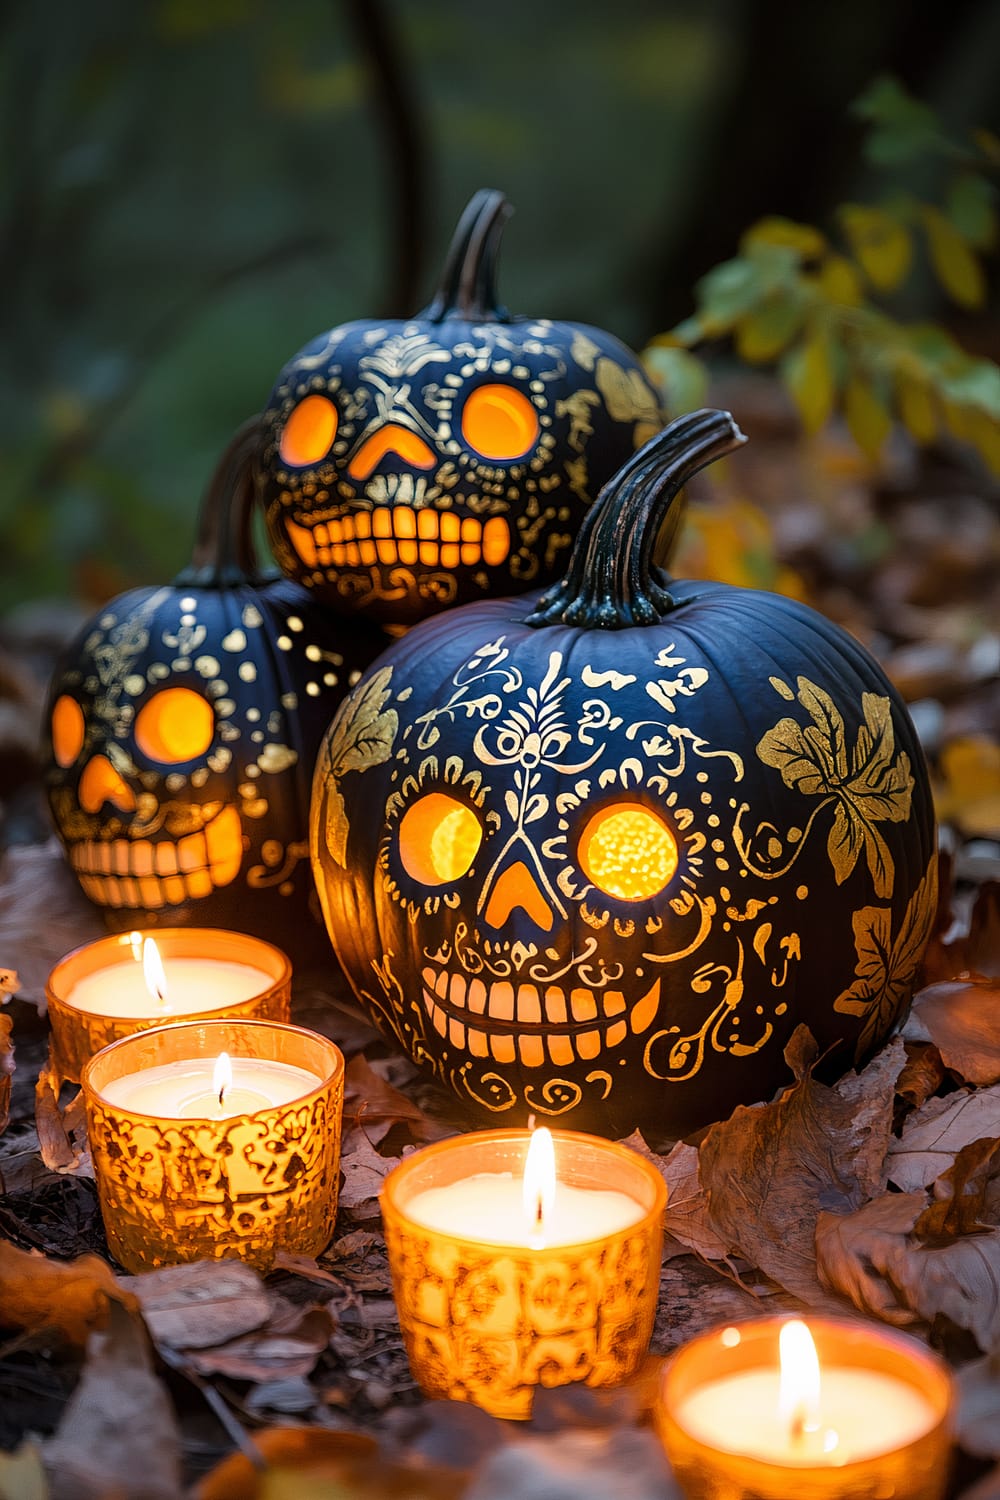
[646,77,1000,473]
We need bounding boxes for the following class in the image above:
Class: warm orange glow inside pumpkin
[279,395,338,467]
[79,755,136,814]
[399,794,482,885]
[348,423,436,481]
[579,804,678,901]
[461,385,539,460]
[52,694,85,768]
[135,688,214,764]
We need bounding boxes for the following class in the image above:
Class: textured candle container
[380,1128,666,1420]
[82,1019,343,1273]
[655,1316,954,1500]
[47,927,291,1083]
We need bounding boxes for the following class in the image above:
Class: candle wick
[218,1084,225,1109]
[535,1195,543,1226]
[789,1404,807,1445]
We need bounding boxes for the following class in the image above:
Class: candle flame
[523,1126,556,1236]
[213,1051,233,1108]
[142,939,168,1006]
[778,1319,821,1441]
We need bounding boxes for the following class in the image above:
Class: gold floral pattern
[756,677,913,897]
[835,855,938,1061]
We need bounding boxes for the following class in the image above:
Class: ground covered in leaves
[0,390,998,1498]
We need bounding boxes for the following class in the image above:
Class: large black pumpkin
[310,411,937,1140]
[43,420,389,956]
[258,189,663,628]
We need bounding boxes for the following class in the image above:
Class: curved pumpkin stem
[175,415,270,589]
[526,409,747,630]
[419,189,512,322]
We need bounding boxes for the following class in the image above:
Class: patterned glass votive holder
[82,1018,343,1273]
[380,1127,667,1420]
[654,1316,954,1500]
[47,927,291,1083]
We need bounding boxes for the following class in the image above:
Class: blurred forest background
[1,0,998,614]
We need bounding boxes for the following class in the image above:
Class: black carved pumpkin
[43,419,389,956]
[309,411,936,1140]
[258,189,663,628]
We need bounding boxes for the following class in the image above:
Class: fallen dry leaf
[184,1299,335,1382]
[904,979,1000,1086]
[120,1260,272,1349]
[339,1134,402,1214]
[897,1040,947,1112]
[968,880,1000,978]
[44,1300,183,1500]
[815,1191,927,1325]
[0,1010,12,1135]
[0,1237,134,1346]
[957,1353,1000,1460]
[887,1086,1000,1191]
[620,1131,728,1262]
[344,1053,436,1147]
[914,1136,1000,1241]
[34,1061,91,1177]
[698,1026,900,1303]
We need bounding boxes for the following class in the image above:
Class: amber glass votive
[47,927,291,1083]
[655,1316,954,1500]
[381,1128,667,1420]
[82,1019,343,1274]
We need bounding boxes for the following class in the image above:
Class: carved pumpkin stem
[420,189,512,323]
[526,409,747,631]
[176,415,270,589]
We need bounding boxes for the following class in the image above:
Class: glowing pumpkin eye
[135,688,214,764]
[399,793,482,885]
[51,694,86,768]
[461,384,539,460]
[579,804,678,901]
[279,394,338,467]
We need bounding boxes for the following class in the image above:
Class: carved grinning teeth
[420,977,661,1069]
[68,806,243,909]
[284,511,511,571]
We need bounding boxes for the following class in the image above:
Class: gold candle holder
[82,1019,343,1274]
[380,1128,667,1421]
[47,927,291,1083]
[655,1316,954,1500]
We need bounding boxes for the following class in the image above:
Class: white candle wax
[677,1366,937,1465]
[405,1170,643,1248]
[67,958,272,1018]
[98,1056,320,1118]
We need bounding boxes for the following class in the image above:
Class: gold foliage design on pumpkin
[315,666,398,867]
[752,676,914,897]
[834,855,938,1062]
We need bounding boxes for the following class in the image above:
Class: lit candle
[47,928,291,1082]
[656,1316,954,1500]
[97,1048,321,1119]
[65,936,271,1019]
[404,1126,644,1247]
[82,1019,345,1273]
[381,1127,667,1420]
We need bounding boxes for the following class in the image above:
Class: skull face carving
[44,576,386,953]
[258,190,662,627]
[311,414,936,1139]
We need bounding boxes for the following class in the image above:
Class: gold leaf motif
[594,357,661,426]
[321,667,398,866]
[834,857,938,1061]
[570,330,600,370]
[756,678,913,897]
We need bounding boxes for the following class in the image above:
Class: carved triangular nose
[348,423,436,481]
[482,860,553,931]
[79,755,136,814]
